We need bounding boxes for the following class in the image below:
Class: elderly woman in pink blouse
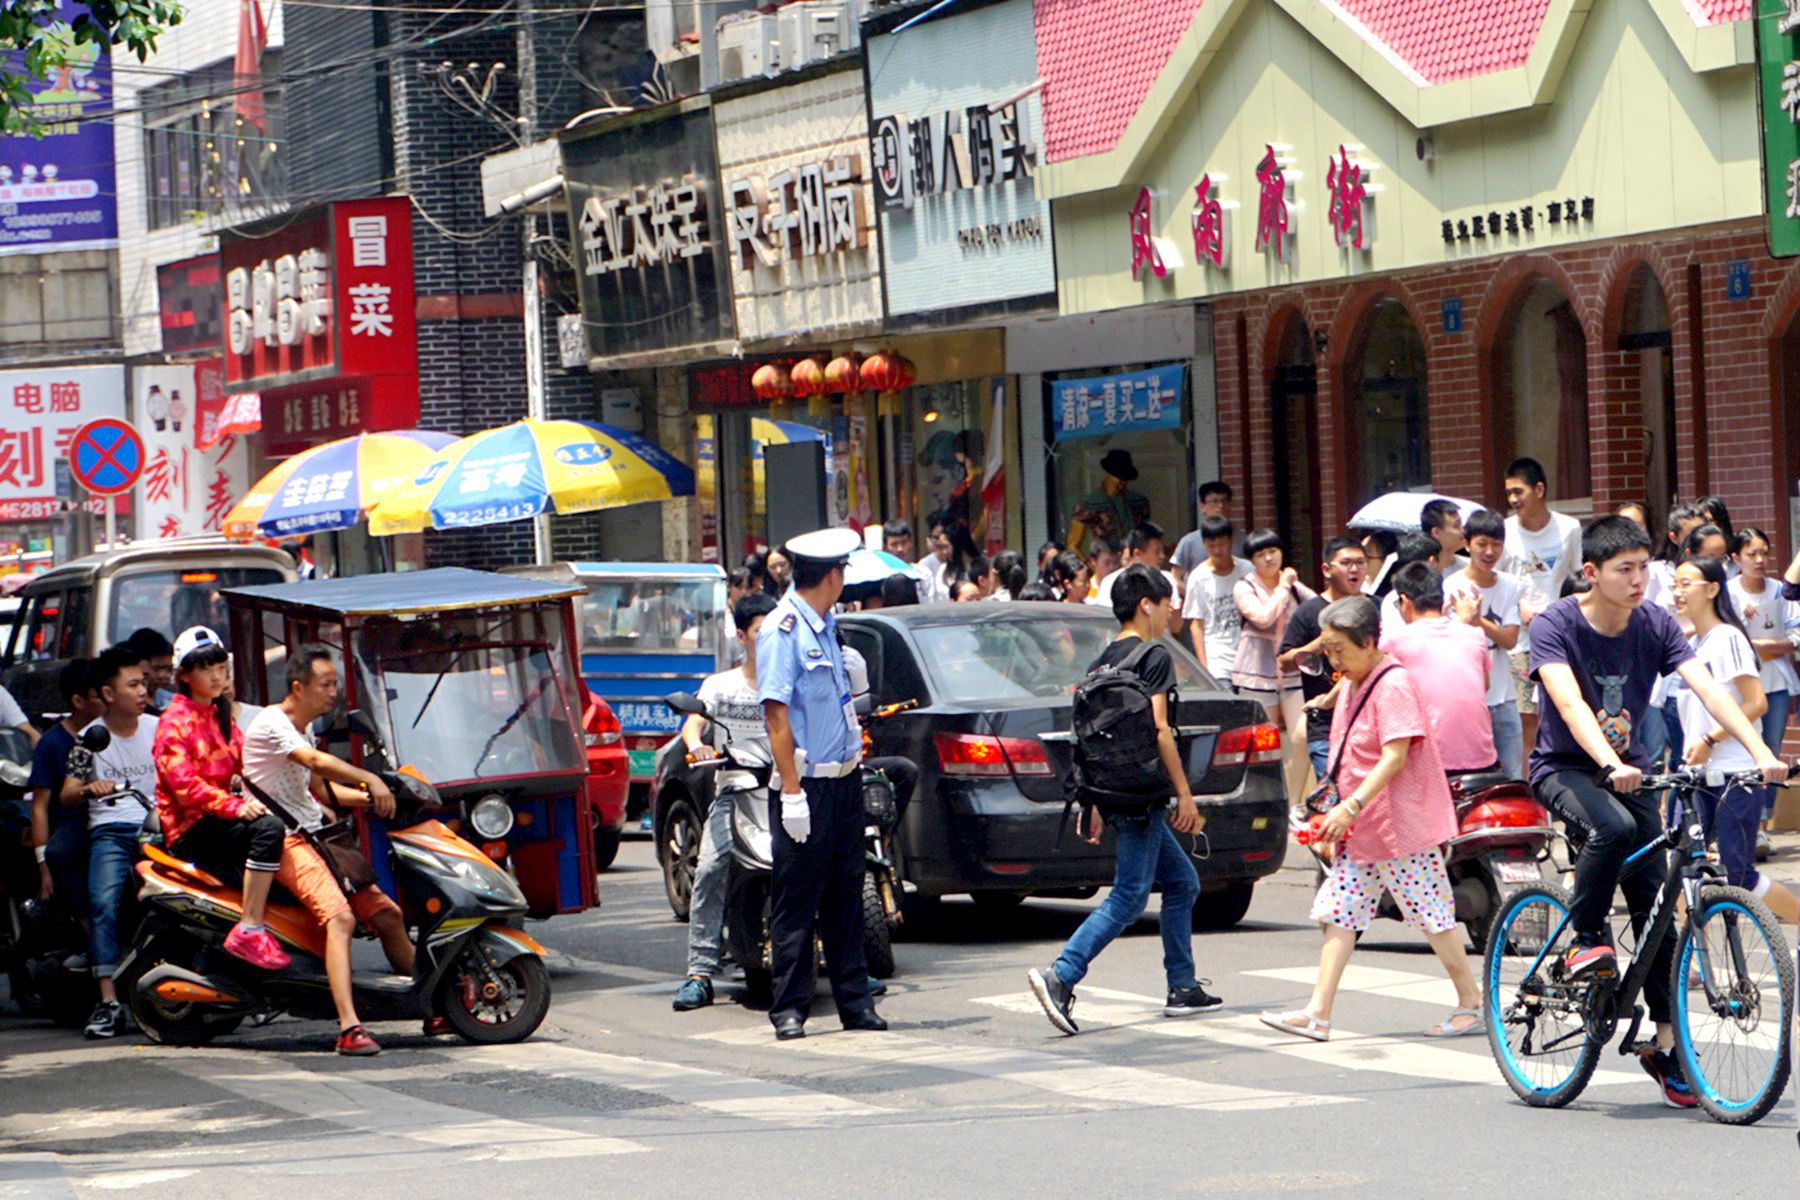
[1259,595,1484,1042]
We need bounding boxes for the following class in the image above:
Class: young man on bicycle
[1529,516,1788,1106]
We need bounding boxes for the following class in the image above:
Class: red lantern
[823,353,862,394]
[751,362,793,400]
[860,351,917,394]
[789,357,826,398]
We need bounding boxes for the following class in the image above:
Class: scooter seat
[1449,769,1518,796]
[142,844,226,890]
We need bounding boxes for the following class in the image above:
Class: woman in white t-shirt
[1671,558,1800,926]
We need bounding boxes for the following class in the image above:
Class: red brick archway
[1323,281,1436,530]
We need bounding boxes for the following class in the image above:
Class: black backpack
[1069,639,1175,815]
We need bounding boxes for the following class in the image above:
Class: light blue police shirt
[756,591,860,766]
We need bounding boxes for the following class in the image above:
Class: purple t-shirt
[1526,595,1693,784]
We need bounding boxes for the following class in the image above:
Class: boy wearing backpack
[1028,564,1223,1035]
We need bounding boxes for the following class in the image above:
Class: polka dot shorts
[1309,847,1458,935]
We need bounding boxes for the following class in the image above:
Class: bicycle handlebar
[1599,763,1795,792]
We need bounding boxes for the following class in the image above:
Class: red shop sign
[219,197,418,441]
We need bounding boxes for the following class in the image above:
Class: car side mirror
[79,725,112,753]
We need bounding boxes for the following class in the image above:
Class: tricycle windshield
[578,577,725,653]
[353,607,585,785]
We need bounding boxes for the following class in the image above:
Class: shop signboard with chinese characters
[0,364,126,520]
[1758,0,1800,257]
[866,0,1053,320]
[217,196,418,449]
[560,100,734,362]
[131,361,248,540]
[0,0,118,254]
[714,67,880,344]
[1050,365,1185,442]
[157,255,224,354]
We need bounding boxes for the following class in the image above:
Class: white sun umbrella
[1347,491,1488,535]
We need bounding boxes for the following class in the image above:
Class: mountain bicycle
[1484,766,1795,1125]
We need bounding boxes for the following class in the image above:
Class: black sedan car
[651,602,1287,929]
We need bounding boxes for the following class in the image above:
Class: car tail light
[1211,723,1283,767]
[1462,799,1549,832]
[583,697,622,747]
[934,732,1052,777]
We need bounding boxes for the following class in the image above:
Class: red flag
[234,0,268,132]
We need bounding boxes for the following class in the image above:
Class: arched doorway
[1490,278,1590,512]
[1345,298,1430,506]
[1269,311,1320,571]
[1617,265,1676,514]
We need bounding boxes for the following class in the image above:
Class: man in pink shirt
[1381,562,1498,773]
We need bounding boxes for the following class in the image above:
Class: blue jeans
[1760,691,1791,821]
[87,823,139,979]
[1054,809,1200,991]
[1488,700,1524,778]
[1307,736,1329,779]
[685,794,733,978]
[1696,784,1765,893]
[1640,703,1669,770]
[46,818,89,919]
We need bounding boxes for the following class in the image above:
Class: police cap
[783,527,861,568]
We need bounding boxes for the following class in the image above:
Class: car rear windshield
[911,619,1218,703]
[109,566,286,647]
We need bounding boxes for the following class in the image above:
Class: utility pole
[518,0,553,565]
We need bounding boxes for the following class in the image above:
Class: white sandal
[1258,1009,1330,1042]
[1423,1008,1485,1038]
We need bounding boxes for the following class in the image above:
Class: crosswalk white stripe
[181,1054,649,1161]
[454,1041,892,1123]
[694,1026,1350,1111]
[996,987,1640,1088]
[1243,964,1459,1009]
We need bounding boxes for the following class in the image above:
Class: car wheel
[593,824,622,872]
[970,891,1028,912]
[660,795,702,922]
[1192,881,1255,931]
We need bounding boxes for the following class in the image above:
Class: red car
[581,684,629,870]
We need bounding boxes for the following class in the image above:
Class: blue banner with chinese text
[1051,364,1185,442]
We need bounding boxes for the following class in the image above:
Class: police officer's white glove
[780,791,811,843]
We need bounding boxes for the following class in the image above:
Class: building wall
[1207,218,1798,555]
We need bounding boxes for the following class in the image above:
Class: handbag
[240,775,377,895]
[1297,661,1398,819]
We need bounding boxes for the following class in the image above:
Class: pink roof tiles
[1333,0,1551,84]
[1034,0,1206,164]
[1683,0,1749,23]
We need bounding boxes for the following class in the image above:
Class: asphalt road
[3,836,1797,1198]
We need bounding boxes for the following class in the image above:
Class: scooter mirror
[345,708,380,740]
[664,691,706,718]
[79,725,112,753]
[853,693,874,717]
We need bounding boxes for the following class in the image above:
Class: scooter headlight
[716,769,757,793]
[469,794,514,840]
[730,791,774,865]
[446,856,526,905]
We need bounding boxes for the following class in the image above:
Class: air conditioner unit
[717,11,779,83]
[776,1,852,72]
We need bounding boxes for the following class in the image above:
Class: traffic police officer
[757,527,886,1041]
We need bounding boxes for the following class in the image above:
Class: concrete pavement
[2,837,1795,1198]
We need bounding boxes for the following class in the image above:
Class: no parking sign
[69,418,145,497]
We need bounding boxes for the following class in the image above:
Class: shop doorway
[1488,277,1591,513]
[1617,266,1676,515]
[1346,299,1431,507]
[1269,312,1321,572]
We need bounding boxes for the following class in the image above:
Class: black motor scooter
[114,713,551,1047]
[0,727,95,1025]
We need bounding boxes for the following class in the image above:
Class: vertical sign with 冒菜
[1051,364,1186,443]
[1757,0,1800,257]
[0,0,118,254]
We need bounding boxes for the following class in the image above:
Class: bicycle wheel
[1485,883,1602,1107]
[1672,885,1795,1125]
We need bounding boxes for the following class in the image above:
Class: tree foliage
[0,0,183,135]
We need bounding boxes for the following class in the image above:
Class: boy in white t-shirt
[1445,510,1525,777]
[1180,515,1252,677]
[1498,456,1582,757]
[674,591,780,1013]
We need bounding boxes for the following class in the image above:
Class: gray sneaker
[1756,830,1773,862]
[1027,965,1078,1036]
[1164,981,1224,1017]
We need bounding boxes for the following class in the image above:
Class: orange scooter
[116,765,550,1047]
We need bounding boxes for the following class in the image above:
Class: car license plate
[627,749,658,777]
[1494,859,1542,886]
